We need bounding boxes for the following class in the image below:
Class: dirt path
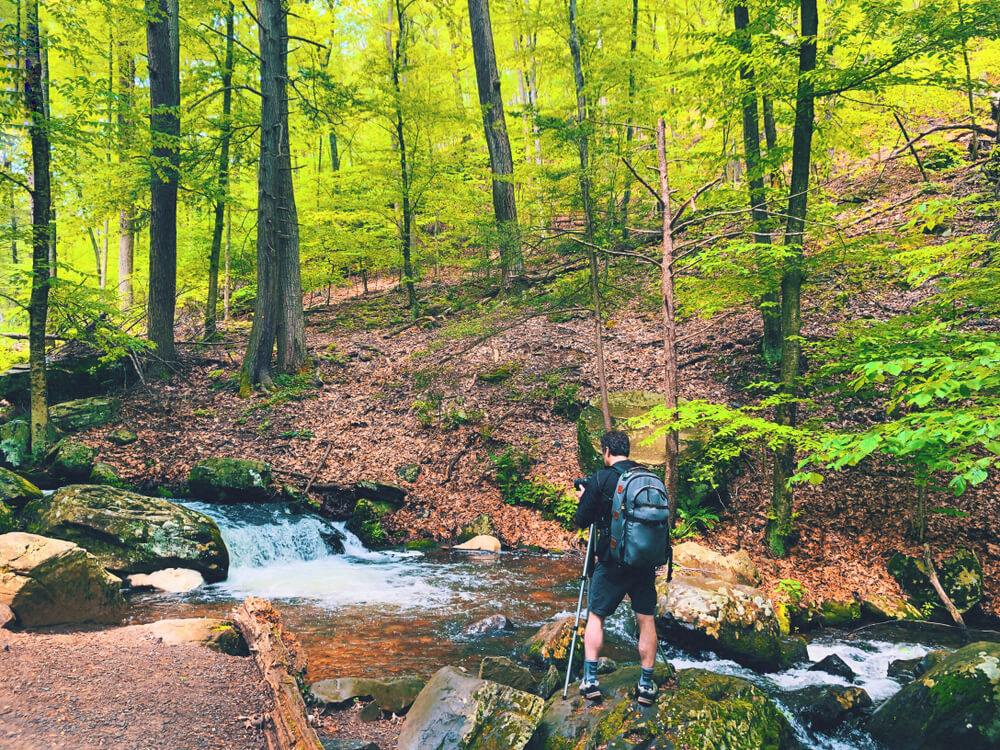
[0,625,271,750]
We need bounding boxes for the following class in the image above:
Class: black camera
[573,477,588,490]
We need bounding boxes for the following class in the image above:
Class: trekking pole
[562,523,595,699]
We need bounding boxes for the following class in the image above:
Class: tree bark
[766,0,818,558]
[657,118,678,518]
[467,0,522,288]
[40,32,54,278]
[118,40,135,309]
[223,202,231,320]
[146,0,179,363]
[391,0,418,318]
[25,0,51,458]
[620,0,639,240]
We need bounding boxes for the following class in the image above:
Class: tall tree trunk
[766,0,818,558]
[468,0,522,288]
[25,0,51,458]
[205,2,233,339]
[146,0,179,363]
[656,118,678,518]
[223,202,231,320]
[40,34,54,278]
[391,0,418,318]
[762,95,779,188]
[957,0,978,159]
[118,45,135,309]
[328,131,340,171]
[620,0,639,240]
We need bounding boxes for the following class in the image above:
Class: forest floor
[71,154,1000,624]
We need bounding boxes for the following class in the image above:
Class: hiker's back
[608,465,671,569]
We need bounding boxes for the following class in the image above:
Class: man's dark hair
[600,430,630,457]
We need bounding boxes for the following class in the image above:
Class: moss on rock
[49,441,98,481]
[187,457,271,503]
[0,467,43,510]
[49,397,121,433]
[887,549,983,615]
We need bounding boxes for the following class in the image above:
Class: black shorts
[588,560,657,618]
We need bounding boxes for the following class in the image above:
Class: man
[574,430,660,705]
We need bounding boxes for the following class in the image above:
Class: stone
[517,617,585,671]
[887,549,983,615]
[531,666,797,750]
[820,597,861,626]
[453,534,501,552]
[354,479,406,508]
[310,677,426,714]
[887,651,949,683]
[654,572,783,672]
[359,702,382,722]
[0,532,125,627]
[790,685,873,729]
[143,618,246,655]
[345,498,393,550]
[778,636,809,669]
[0,501,14,534]
[0,602,15,629]
[397,666,544,750]
[89,461,124,487]
[49,441,97,481]
[456,514,494,543]
[808,653,856,682]
[127,568,205,593]
[107,428,138,446]
[869,641,1000,749]
[463,614,515,638]
[0,420,30,469]
[479,656,537,693]
[861,593,922,621]
[188,457,271,503]
[536,665,561,700]
[395,464,421,483]
[596,657,617,675]
[672,541,761,586]
[49,397,121,433]
[20,484,229,582]
[0,467,43,510]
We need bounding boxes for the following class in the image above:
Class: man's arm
[574,472,602,529]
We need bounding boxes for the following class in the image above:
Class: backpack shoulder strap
[611,462,630,476]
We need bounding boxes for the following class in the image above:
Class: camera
[573,477,588,490]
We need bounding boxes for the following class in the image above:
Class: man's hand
[575,485,585,501]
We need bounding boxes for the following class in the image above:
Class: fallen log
[922,544,970,644]
[231,597,323,750]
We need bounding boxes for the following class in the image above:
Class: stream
[126,502,984,749]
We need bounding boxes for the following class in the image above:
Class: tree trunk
[146,0,179,363]
[762,95,779,188]
[391,0,418,319]
[40,34,54,278]
[118,43,135,309]
[467,0,522,288]
[205,2,233,340]
[620,0,639,240]
[766,0,818,558]
[328,130,340,171]
[656,118,679,518]
[223,202,231,320]
[25,0,51,459]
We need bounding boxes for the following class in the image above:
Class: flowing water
[127,503,987,749]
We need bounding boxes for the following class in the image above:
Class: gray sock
[584,660,599,682]
[639,666,655,686]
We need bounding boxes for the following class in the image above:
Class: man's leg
[584,611,604,661]
[635,613,657,669]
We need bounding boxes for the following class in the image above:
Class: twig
[305,442,334,493]
[923,543,969,642]
[622,157,663,205]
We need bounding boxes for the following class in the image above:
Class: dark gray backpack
[608,463,672,571]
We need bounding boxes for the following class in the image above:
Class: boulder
[107,428,138,446]
[397,666,544,750]
[517,617,585,670]
[887,549,983,615]
[463,614,515,638]
[453,534,501,552]
[89,461,124,487]
[345,498,393,550]
[654,572,783,672]
[0,500,13,533]
[887,650,948,682]
[0,467,43,510]
[142,618,245,655]
[820,597,861,626]
[188,457,271,503]
[355,479,406,508]
[20,484,229,582]
[395,463,421,483]
[0,532,125,626]
[479,656,538,693]
[778,636,809,669]
[861,593,922,621]
[536,665,561,700]
[49,440,97,481]
[672,541,761,586]
[358,702,381,722]
[49,397,121,433]
[457,513,494,543]
[127,568,205,593]
[869,641,1000,749]
[790,685,872,729]
[0,420,30,469]
[310,676,426,715]
[808,653,856,682]
[0,602,14,629]
[530,666,798,750]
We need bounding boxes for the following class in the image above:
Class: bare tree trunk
[25,0,51,458]
[656,118,678,518]
[468,0,522,288]
[223,202,231,320]
[620,0,639,240]
[40,34,54,278]
[118,43,135,309]
[328,130,340,171]
[957,0,978,159]
[391,0,418,319]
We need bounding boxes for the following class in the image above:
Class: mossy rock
[187,457,271,503]
[480,656,538,693]
[0,501,14,533]
[20,484,229,582]
[778,636,809,669]
[49,397,121,433]
[355,479,406,508]
[478,362,521,384]
[0,420,30,469]
[869,641,1000,749]
[517,617,585,671]
[49,441,97,481]
[396,463,421,483]
[404,539,438,551]
[89,462,124,488]
[820,598,861,626]
[0,467,43,510]
[887,549,983,615]
[457,514,494,543]
[345,498,394,550]
[862,593,922,621]
[107,428,138,446]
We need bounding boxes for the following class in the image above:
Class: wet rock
[870,641,1000,749]
[397,666,544,750]
[318,523,346,555]
[479,656,538,693]
[89,461,124,488]
[456,513,494,543]
[463,614,515,637]
[20,484,229,582]
[127,568,205,593]
[672,541,761,586]
[820,597,861,626]
[778,636,810,669]
[354,479,406,508]
[0,467,43,511]
[453,534,501,552]
[887,549,983,616]
[861,593,922,621]
[49,441,97,481]
[788,685,872,729]
[654,572,783,671]
[596,656,617,675]
[0,602,14,629]
[0,501,14,534]
[107,428,138,446]
[808,653,856,682]
[188,457,271,503]
[143,618,246,655]
[395,464,420,483]
[0,420,30,469]
[310,676,426,714]
[531,666,797,750]
[49,397,121,433]
[536,665,562,700]
[517,617,584,671]
[0,531,125,627]
[345,498,393,550]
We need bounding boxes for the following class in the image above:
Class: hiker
[574,430,663,705]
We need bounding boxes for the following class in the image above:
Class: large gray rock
[0,467,43,510]
[655,572,782,672]
[310,676,426,714]
[20,484,229,582]
[870,641,1000,749]
[397,666,544,750]
[49,397,121,433]
[188,457,271,503]
[479,656,537,693]
[0,532,125,627]
[672,541,761,586]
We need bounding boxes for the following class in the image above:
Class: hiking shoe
[579,678,602,701]
[636,681,658,706]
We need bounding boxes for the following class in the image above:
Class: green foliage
[776,578,807,606]
[412,394,482,430]
[922,144,963,171]
[671,493,720,541]
[359,518,387,544]
[477,361,521,384]
[488,446,576,530]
